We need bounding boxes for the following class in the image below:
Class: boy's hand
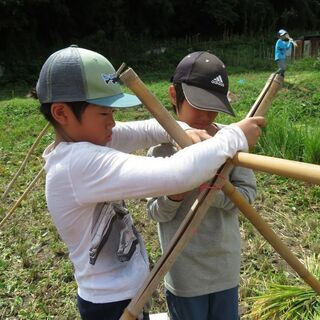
[235,116,266,147]
[168,191,190,202]
[185,128,211,143]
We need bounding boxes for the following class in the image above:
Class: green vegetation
[2,0,320,85]
[1,55,320,319]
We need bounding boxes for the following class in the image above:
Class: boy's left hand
[185,128,211,143]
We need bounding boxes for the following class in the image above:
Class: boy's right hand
[235,116,266,147]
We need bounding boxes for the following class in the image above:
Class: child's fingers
[185,129,211,143]
[235,117,266,147]
[250,116,266,128]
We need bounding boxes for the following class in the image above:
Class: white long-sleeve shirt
[42,118,248,303]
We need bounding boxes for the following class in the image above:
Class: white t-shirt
[42,119,248,303]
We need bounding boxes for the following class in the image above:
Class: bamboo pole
[2,122,50,200]
[231,152,320,185]
[119,69,320,319]
[222,181,320,293]
[0,167,45,229]
[119,69,193,148]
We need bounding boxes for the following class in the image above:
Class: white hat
[278,29,287,36]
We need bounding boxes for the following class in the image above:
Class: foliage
[1,0,320,83]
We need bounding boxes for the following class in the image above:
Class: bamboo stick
[2,122,50,199]
[0,167,45,229]
[246,73,275,116]
[222,181,320,293]
[119,69,193,149]
[232,152,320,184]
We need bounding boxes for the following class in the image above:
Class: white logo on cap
[101,73,118,84]
[211,75,224,87]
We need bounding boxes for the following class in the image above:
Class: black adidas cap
[172,51,235,116]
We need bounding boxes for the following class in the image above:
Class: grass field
[1,55,320,319]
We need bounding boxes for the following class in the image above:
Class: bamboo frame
[119,69,320,319]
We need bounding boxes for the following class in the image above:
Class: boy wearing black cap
[147,52,257,320]
[37,46,264,320]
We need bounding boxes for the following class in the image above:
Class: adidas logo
[211,75,224,87]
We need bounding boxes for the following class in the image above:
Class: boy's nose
[199,112,212,122]
[107,115,116,128]
[109,119,116,128]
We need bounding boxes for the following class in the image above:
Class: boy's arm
[147,196,182,222]
[147,143,183,222]
[71,124,250,204]
[209,167,257,213]
[286,41,293,50]
[108,118,192,153]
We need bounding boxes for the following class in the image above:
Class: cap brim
[182,83,235,116]
[87,93,141,108]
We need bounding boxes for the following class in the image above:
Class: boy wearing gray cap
[147,52,257,320]
[37,46,264,320]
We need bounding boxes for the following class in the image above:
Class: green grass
[1,56,320,319]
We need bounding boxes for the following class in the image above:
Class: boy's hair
[172,83,185,114]
[40,102,89,127]
[29,87,89,127]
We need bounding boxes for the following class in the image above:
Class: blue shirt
[275,39,292,61]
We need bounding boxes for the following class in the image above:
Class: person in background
[36,46,265,320]
[147,51,258,320]
[275,29,297,76]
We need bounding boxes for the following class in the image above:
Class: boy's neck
[54,130,75,147]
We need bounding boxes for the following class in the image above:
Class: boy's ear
[51,103,72,125]
[169,84,177,106]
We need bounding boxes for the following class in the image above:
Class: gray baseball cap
[172,51,235,116]
[36,45,141,108]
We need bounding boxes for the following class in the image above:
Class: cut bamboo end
[119,308,137,320]
[120,68,193,148]
[232,152,320,185]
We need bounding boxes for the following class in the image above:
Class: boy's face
[169,85,218,131]
[53,103,116,146]
[280,33,288,40]
[177,99,218,131]
[76,104,116,145]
